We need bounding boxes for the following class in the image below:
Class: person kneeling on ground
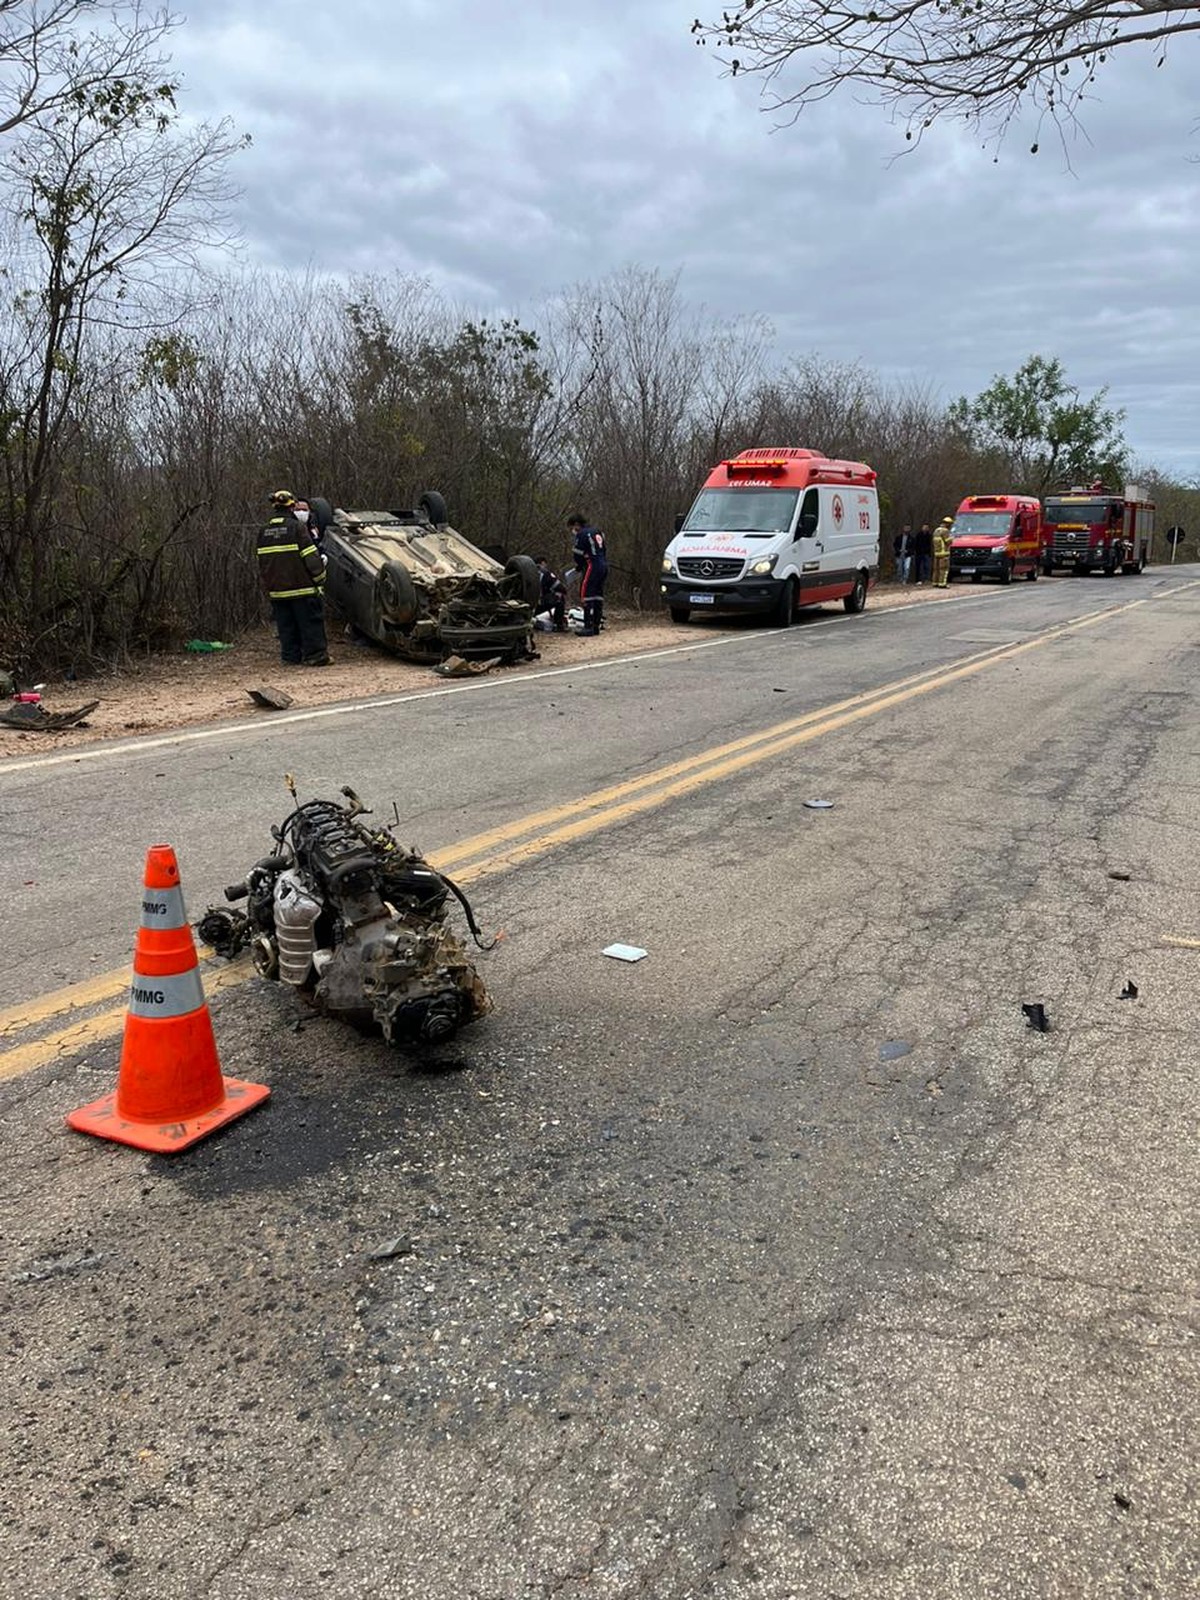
[258,489,331,666]
[535,555,567,631]
[567,512,608,635]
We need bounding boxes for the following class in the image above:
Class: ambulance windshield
[681,488,799,536]
[953,512,1012,538]
[1044,500,1107,525]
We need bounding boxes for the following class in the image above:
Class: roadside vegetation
[1,4,1197,678]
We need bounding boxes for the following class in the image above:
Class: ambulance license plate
[689,593,716,605]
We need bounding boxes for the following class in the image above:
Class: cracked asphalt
[1,574,1198,1598]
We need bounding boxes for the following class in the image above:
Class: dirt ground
[0,583,959,758]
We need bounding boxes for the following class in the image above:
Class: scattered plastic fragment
[603,944,648,963]
[879,1039,912,1061]
[1119,980,1139,1000]
[184,640,232,652]
[369,1238,414,1261]
[433,654,503,678]
[1021,1002,1050,1033]
[1107,870,1132,882]
[803,799,835,810]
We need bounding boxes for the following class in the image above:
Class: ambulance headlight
[748,555,777,577]
[661,556,674,574]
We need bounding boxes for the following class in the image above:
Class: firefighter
[932,516,953,588]
[567,512,608,635]
[258,490,331,665]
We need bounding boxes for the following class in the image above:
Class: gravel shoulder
[1,584,956,759]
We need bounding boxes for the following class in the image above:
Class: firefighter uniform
[568,514,608,635]
[932,518,952,588]
[258,490,330,665]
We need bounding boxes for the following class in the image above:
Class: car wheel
[417,490,448,526]
[500,553,541,608]
[375,560,418,627]
[669,606,691,624]
[1026,562,1038,581]
[772,578,796,627]
[999,559,1013,585]
[843,571,868,613]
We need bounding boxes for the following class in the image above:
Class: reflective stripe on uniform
[139,885,188,930]
[269,586,320,599]
[258,543,302,555]
[127,967,206,1018]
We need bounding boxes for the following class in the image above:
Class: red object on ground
[66,844,270,1153]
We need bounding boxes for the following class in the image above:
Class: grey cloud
[173,1,1200,471]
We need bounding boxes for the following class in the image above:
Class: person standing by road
[893,523,913,584]
[932,517,952,588]
[258,490,331,666]
[913,523,933,585]
[567,512,608,636]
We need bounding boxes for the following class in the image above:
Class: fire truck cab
[1041,482,1154,576]
[948,494,1042,584]
[660,448,879,626]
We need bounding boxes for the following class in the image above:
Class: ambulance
[947,494,1042,584]
[660,448,879,626]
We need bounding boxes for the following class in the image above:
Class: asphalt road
[2,571,1198,1599]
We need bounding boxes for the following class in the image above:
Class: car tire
[417,490,448,526]
[772,578,796,627]
[843,571,868,613]
[500,553,541,608]
[669,605,691,624]
[999,559,1013,585]
[1026,562,1038,581]
[375,560,418,627]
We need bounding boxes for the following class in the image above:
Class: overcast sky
[174,1,1200,474]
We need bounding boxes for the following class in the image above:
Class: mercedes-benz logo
[699,560,715,577]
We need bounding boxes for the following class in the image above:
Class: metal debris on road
[803,799,835,810]
[1022,1002,1051,1033]
[602,944,648,963]
[1119,980,1139,1000]
[1107,870,1132,882]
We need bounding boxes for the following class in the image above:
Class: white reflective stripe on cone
[139,885,188,930]
[127,967,206,1018]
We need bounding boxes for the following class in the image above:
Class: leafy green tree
[946,355,1128,493]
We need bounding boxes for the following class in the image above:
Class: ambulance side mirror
[674,513,685,533]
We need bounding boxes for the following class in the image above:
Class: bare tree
[0,2,183,139]
[691,0,1200,143]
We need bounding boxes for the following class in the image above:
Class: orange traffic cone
[67,844,270,1153]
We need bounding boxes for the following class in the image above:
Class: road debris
[1021,1002,1051,1033]
[1107,870,1132,882]
[433,654,505,678]
[0,698,99,732]
[803,798,835,810]
[246,685,295,710]
[1119,980,1139,1000]
[879,1039,913,1061]
[602,944,648,963]
[368,1238,414,1261]
[198,781,493,1047]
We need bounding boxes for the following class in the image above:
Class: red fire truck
[1040,482,1154,576]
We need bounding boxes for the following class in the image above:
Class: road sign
[1167,525,1186,544]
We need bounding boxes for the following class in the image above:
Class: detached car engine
[198,786,492,1045]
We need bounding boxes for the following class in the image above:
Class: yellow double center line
[0,593,1166,1081]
